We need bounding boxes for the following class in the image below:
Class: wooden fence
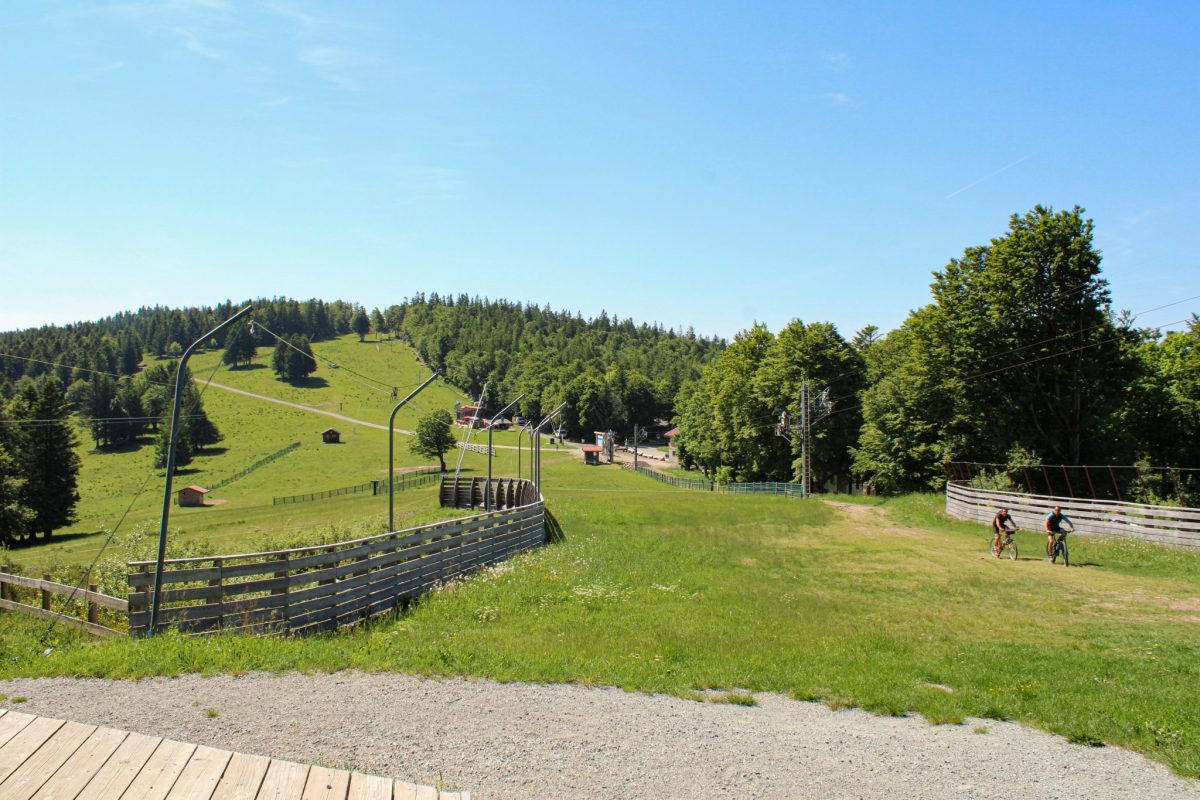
[127,478,545,636]
[456,442,496,456]
[0,571,127,637]
[945,481,1200,549]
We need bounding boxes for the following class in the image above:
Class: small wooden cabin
[178,486,210,507]
[581,445,604,466]
[322,428,341,444]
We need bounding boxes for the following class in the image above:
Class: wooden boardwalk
[0,709,467,800]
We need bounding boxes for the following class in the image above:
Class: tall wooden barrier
[946,481,1200,549]
[128,479,545,636]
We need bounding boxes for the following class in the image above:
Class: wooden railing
[946,481,1200,549]
[0,571,128,637]
[127,479,545,636]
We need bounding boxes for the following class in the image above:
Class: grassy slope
[1,338,1198,776]
[12,335,481,572]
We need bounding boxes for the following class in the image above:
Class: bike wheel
[1007,541,1018,561]
[1060,540,1069,567]
[991,541,1001,558]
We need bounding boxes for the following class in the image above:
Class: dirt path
[1,673,1193,799]
[203,381,408,433]
[203,381,529,450]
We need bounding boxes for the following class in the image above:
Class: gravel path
[2,672,1194,799]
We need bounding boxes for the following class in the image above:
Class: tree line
[673,205,1200,503]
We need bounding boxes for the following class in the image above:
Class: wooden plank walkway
[0,710,466,800]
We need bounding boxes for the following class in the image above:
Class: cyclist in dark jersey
[991,508,1017,556]
[1044,506,1074,559]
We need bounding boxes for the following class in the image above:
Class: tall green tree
[0,407,33,545]
[410,409,456,471]
[351,308,371,342]
[271,335,317,383]
[854,205,1134,492]
[13,378,80,539]
[221,321,257,368]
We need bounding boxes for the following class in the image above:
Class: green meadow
[0,338,1198,778]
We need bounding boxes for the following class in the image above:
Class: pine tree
[0,406,33,545]
[14,378,80,539]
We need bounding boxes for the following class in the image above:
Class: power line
[0,351,170,386]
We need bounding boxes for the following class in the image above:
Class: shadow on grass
[287,376,330,389]
[545,506,566,544]
[230,363,267,371]
[5,530,104,551]
[87,435,155,456]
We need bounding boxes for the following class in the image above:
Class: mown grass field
[0,339,1197,778]
[15,335,505,571]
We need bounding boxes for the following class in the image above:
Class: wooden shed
[178,486,209,507]
[322,428,341,444]
[581,445,604,466]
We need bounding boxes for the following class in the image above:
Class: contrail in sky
[945,153,1034,199]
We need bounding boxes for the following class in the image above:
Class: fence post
[87,584,99,624]
[272,554,289,631]
[0,566,7,602]
[41,573,51,611]
[210,559,223,630]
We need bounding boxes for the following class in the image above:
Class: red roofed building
[178,486,210,507]
[581,445,604,466]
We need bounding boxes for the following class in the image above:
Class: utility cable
[37,467,156,646]
[249,321,395,396]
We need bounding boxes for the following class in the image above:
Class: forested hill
[0,295,723,436]
[392,295,724,432]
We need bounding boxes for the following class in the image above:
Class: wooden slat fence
[456,442,496,456]
[946,481,1200,549]
[0,571,128,637]
[128,478,545,636]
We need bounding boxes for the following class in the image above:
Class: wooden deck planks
[0,713,464,800]
[0,711,35,752]
[255,759,310,800]
[210,751,272,800]
[0,716,66,785]
[299,765,351,800]
[28,726,128,800]
[164,744,234,800]
[345,772,392,800]
[0,720,97,800]
[72,731,163,800]
[119,738,197,800]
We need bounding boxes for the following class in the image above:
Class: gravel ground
[1,672,1195,799]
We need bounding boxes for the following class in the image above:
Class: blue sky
[1,1,1197,339]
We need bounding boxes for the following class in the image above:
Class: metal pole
[485,394,525,510]
[516,419,534,481]
[531,402,567,492]
[801,379,810,499]
[633,424,638,469]
[150,304,253,636]
[389,372,440,530]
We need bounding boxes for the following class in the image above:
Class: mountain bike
[1047,529,1071,567]
[992,528,1018,560]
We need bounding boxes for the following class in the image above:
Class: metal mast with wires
[149,304,253,636]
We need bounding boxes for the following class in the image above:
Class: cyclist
[1044,505,1074,560]
[991,508,1018,556]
